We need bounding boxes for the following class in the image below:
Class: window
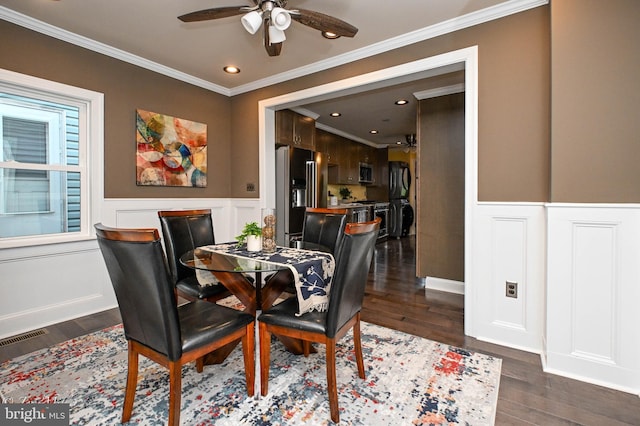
[0,69,103,248]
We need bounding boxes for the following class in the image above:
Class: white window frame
[0,68,104,248]
[0,103,64,215]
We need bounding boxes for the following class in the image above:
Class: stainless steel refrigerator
[388,161,413,238]
[275,145,318,246]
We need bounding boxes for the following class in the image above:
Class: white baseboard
[425,276,464,294]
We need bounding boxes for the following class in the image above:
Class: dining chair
[94,223,255,426]
[262,207,348,308]
[258,217,380,423]
[158,209,231,303]
[300,207,348,256]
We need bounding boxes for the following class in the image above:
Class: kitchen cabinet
[321,129,388,187]
[358,144,374,164]
[330,135,358,184]
[275,109,315,150]
[316,128,338,165]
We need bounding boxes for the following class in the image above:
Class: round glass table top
[180,247,285,274]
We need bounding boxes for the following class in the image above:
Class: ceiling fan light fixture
[322,31,340,39]
[268,25,286,44]
[178,2,358,56]
[241,10,263,35]
[270,7,291,31]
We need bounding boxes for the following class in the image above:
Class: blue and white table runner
[202,243,335,315]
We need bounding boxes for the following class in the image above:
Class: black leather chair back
[325,220,379,337]
[158,210,215,285]
[302,208,347,256]
[95,223,182,360]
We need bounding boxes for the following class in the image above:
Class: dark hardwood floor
[2,236,639,425]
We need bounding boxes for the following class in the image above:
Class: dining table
[179,242,335,364]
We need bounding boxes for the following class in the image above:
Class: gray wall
[230,6,551,202]
[417,93,465,281]
[550,0,640,202]
[0,20,233,199]
[3,2,639,204]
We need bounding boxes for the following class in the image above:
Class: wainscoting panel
[0,198,261,339]
[471,203,545,353]
[0,241,113,339]
[546,204,640,394]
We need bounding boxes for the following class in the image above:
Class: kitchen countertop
[326,201,389,209]
[327,203,366,208]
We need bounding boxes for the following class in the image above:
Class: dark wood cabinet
[275,110,315,150]
[319,129,387,186]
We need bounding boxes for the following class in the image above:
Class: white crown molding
[290,107,320,120]
[0,6,232,96]
[230,0,548,95]
[314,122,378,147]
[414,83,465,100]
[1,0,547,97]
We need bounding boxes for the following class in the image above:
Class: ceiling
[0,0,540,147]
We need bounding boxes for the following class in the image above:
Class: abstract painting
[136,109,207,187]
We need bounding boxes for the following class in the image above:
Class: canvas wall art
[136,109,207,187]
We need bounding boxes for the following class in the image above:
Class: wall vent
[0,329,48,347]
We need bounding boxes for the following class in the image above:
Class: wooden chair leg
[122,341,138,423]
[259,322,271,396]
[196,357,205,373]
[353,315,366,379]
[326,339,339,423]
[168,362,182,426]
[303,340,311,357]
[241,322,255,397]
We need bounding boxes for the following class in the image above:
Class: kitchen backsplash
[327,184,367,202]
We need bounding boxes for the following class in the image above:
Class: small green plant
[339,187,351,199]
[236,221,262,245]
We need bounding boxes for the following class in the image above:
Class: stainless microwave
[359,162,373,183]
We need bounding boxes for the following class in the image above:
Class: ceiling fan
[396,134,417,152]
[178,1,358,57]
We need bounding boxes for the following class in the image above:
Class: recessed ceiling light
[369,130,378,134]
[330,112,341,117]
[223,65,240,74]
[395,99,409,105]
[322,31,340,39]
[396,141,403,145]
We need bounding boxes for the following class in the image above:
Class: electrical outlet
[506,281,518,298]
[246,183,255,192]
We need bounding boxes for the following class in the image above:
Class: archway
[257,46,479,335]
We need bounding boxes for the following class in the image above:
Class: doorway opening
[257,46,479,336]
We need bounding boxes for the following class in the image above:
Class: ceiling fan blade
[265,42,283,56]
[264,24,282,57]
[291,9,358,38]
[178,6,248,22]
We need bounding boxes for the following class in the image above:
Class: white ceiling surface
[0,0,545,146]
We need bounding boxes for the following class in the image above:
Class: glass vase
[261,208,277,253]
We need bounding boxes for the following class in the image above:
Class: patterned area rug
[1,322,501,425]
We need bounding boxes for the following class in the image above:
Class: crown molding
[290,107,320,120]
[0,6,232,96]
[229,0,548,95]
[414,83,465,100]
[314,122,379,147]
[1,0,547,97]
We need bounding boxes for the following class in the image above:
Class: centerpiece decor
[261,208,277,253]
[236,221,262,252]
